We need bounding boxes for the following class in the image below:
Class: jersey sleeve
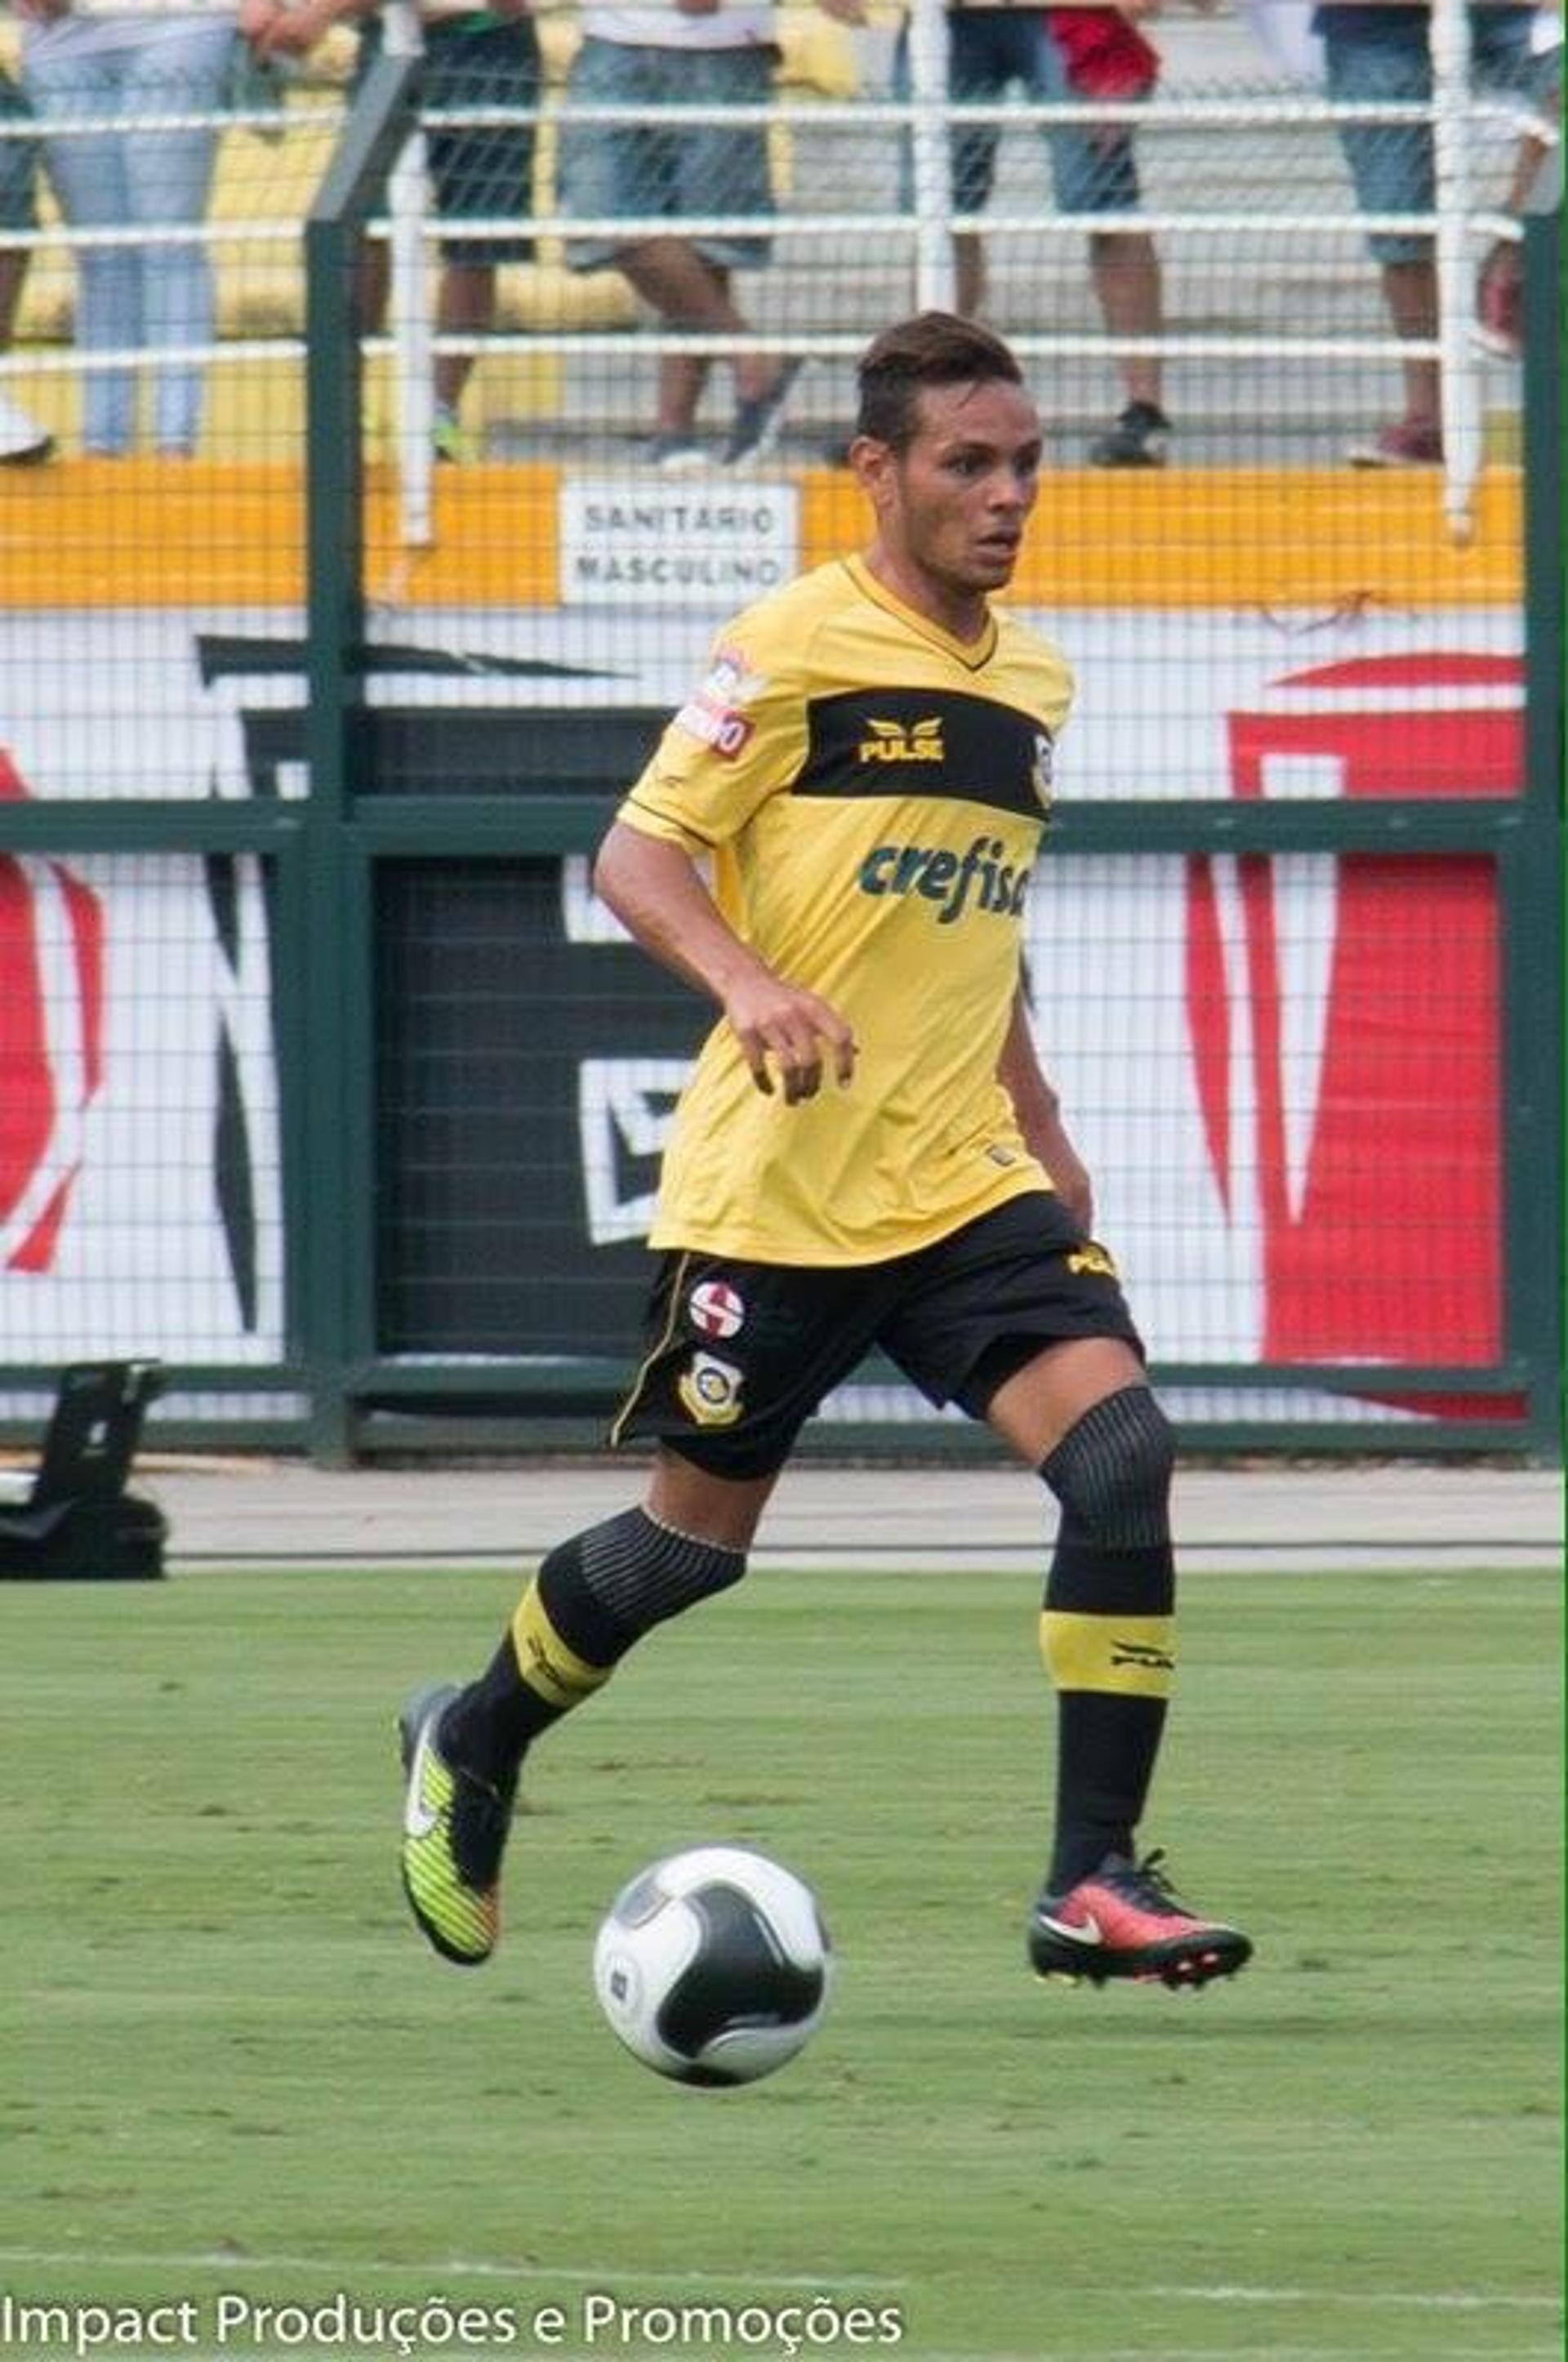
[615,626,809,853]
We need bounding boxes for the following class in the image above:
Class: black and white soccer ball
[592,1844,833,2086]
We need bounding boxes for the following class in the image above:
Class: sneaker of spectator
[1346,417,1445,470]
[433,405,478,465]
[1473,238,1523,360]
[1088,399,1171,469]
[724,359,807,469]
[0,385,53,464]
[647,432,710,475]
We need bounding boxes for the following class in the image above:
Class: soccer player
[399,310,1252,1994]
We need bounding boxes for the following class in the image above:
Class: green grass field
[1,1563,1559,2362]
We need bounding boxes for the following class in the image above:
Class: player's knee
[1040,1384,1174,1553]
[573,1504,748,1642]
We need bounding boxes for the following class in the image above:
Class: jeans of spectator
[891,11,1141,219]
[1321,6,1545,265]
[24,15,236,454]
[1,65,40,233]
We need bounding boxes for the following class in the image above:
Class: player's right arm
[593,822,858,1105]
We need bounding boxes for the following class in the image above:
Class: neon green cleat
[398,1682,514,1966]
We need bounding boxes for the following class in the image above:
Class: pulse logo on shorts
[677,1351,746,1428]
[858,833,1030,925]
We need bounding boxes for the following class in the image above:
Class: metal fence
[0,3,1560,1460]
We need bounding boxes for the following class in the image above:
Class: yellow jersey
[616,553,1074,1265]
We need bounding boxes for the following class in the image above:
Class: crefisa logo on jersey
[0,750,105,1272]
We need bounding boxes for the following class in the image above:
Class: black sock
[1047,1689,1169,1892]
[439,1509,746,1790]
[440,1633,563,1790]
[1040,1512,1174,1895]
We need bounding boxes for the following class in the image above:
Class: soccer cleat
[398,1681,516,1966]
[724,359,807,468]
[1027,1848,1252,1990]
[1087,400,1170,469]
[1346,417,1444,469]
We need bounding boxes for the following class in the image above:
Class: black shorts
[610,1191,1143,1481]
[359,18,540,265]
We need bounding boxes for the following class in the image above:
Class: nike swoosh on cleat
[1036,1911,1104,1947]
[403,1724,441,1840]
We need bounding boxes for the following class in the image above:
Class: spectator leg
[28,48,136,452]
[1088,226,1163,413]
[436,261,496,416]
[120,25,232,456]
[1379,254,1441,425]
[614,237,775,434]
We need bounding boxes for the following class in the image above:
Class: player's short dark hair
[854,312,1025,452]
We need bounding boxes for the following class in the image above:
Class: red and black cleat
[1027,1849,1252,1990]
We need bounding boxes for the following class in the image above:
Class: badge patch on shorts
[688,1280,746,1339]
[677,1351,746,1427]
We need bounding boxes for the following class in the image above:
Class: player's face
[857,377,1043,631]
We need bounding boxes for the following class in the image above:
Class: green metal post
[1511,203,1564,1461]
[301,52,416,1463]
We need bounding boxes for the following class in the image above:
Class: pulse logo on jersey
[858,833,1029,925]
[858,716,946,765]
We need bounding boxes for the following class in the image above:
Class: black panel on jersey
[791,686,1054,822]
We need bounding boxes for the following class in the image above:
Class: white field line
[1,2257,1552,2311]
[95,2347,1568,2362]
[0,2248,906,2294]
[1150,2284,1561,2311]
[907,2335,1566,2362]
[0,2347,1557,2362]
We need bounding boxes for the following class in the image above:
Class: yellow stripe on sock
[511,1580,612,1713]
[1040,1611,1176,1698]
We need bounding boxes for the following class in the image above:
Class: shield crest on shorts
[676,1349,746,1428]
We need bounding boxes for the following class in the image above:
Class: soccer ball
[592,1844,833,2086]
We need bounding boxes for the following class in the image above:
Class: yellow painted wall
[0,461,1522,610]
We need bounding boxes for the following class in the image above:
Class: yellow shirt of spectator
[616,553,1074,1266]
